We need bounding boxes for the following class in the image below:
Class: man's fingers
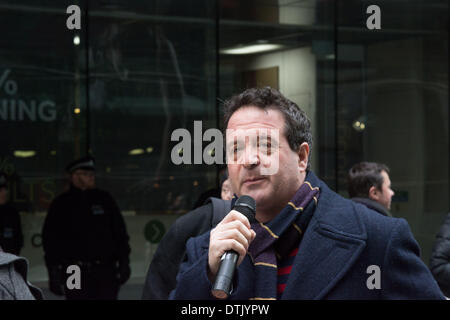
[221,210,252,229]
[225,220,253,241]
[208,237,247,277]
[216,229,250,251]
[208,209,256,278]
[220,239,247,260]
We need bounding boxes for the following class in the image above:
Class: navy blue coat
[170,178,445,300]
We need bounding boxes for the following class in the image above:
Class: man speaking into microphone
[169,87,444,300]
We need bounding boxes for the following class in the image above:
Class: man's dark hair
[222,87,313,170]
[348,162,390,198]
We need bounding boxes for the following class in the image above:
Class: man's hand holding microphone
[209,196,256,299]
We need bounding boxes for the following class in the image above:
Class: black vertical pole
[84,0,90,156]
[215,0,221,186]
[334,0,339,192]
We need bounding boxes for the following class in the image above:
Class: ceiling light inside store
[129,148,144,155]
[14,150,36,158]
[74,107,81,114]
[352,120,366,132]
[220,43,284,55]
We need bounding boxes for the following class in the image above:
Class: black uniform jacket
[0,203,24,255]
[42,185,130,266]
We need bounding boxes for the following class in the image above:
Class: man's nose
[243,146,260,168]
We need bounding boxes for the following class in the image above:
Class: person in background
[42,156,131,300]
[0,173,42,299]
[192,166,228,209]
[347,162,395,217]
[430,212,450,298]
[0,247,43,300]
[0,172,24,255]
[221,178,233,201]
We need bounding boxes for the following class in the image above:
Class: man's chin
[237,189,268,205]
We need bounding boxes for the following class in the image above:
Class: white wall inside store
[241,46,318,171]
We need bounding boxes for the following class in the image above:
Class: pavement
[34,276,146,300]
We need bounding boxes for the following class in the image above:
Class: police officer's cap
[0,172,7,189]
[66,156,95,173]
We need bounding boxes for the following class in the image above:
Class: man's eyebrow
[226,139,239,149]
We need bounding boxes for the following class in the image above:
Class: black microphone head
[234,195,256,224]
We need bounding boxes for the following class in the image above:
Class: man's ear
[368,186,379,201]
[298,142,309,172]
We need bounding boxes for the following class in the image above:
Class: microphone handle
[211,250,238,299]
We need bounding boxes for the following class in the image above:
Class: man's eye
[232,145,242,153]
[227,146,238,158]
[259,141,272,152]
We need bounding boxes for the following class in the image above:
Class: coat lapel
[282,182,367,300]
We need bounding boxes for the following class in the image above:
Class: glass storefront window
[0,0,218,284]
[333,0,449,264]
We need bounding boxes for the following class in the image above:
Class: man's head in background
[348,161,395,210]
[221,179,233,201]
[66,156,96,191]
[219,169,233,200]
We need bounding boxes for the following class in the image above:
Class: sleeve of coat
[142,219,185,299]
[429,213,450,297]
[169,231,214,300]
[143,203,216,299]
[382,218,445,299]
[0,256,43,300]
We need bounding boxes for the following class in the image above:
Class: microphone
[211,195,256,299]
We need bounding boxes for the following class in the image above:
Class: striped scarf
[233,172,320,300]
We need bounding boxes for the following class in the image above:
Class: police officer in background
[0,172,24,255]
[42,156,131,300]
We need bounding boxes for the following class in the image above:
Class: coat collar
[281,172,368,299]
[351,197,392,217]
